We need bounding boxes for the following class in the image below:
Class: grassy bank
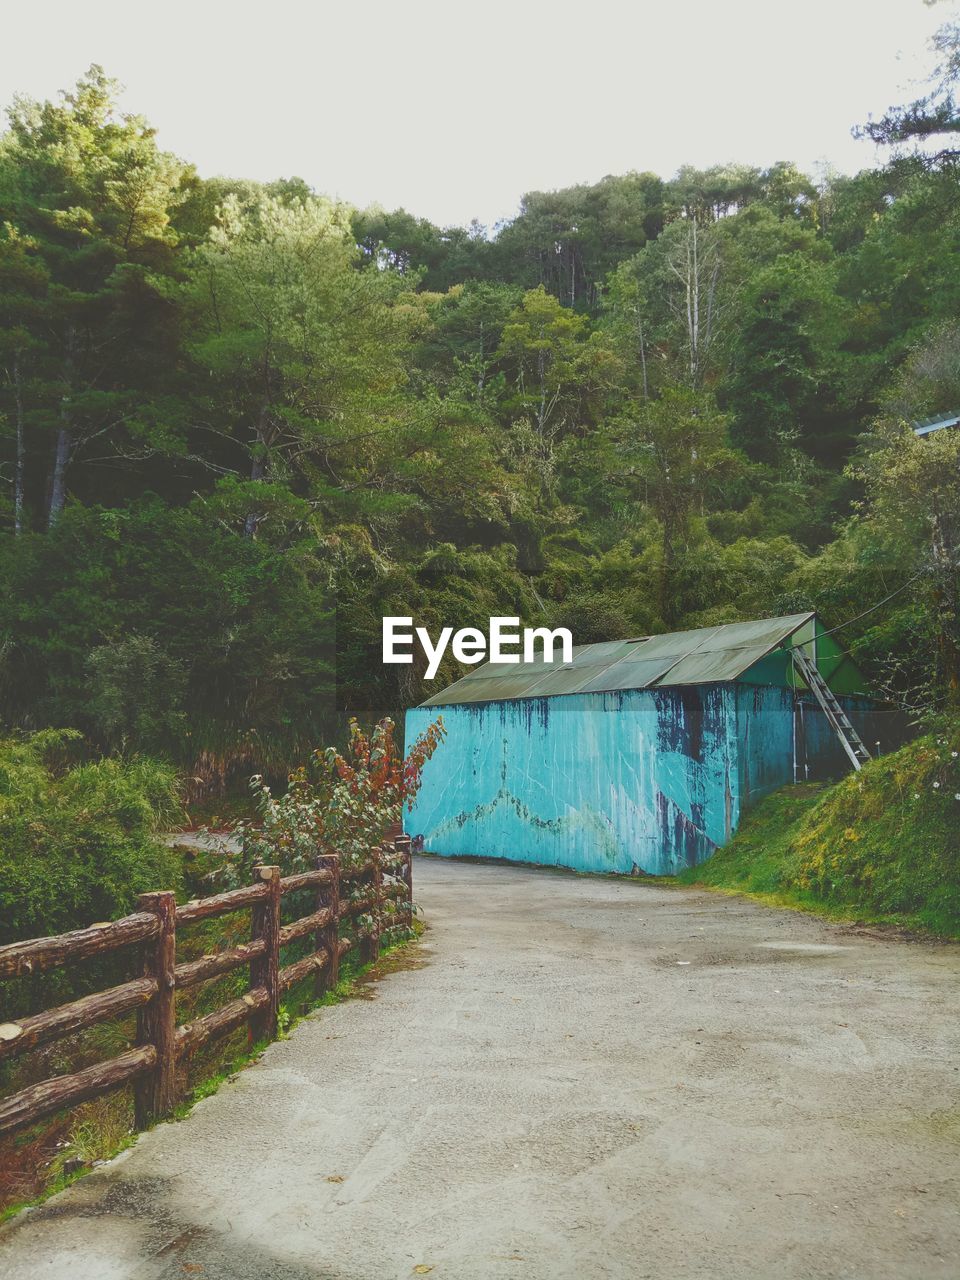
[679,720,960,939]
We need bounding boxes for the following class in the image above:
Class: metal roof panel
[417,612,815,707]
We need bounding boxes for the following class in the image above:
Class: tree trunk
[659,514,678,628]
[47,426,71,529]
[12,353,25,536]
[537,347,547,436]
[244,404,270,538]
[243,451,267,538]
[48,328,75,529]
[637,315,649,401]
[689,219,700,388]
[667,217,720,392]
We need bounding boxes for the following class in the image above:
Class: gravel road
[1,856,959,1279]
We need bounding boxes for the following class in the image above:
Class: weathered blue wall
[405,686,740,876]
[735,684,893,807]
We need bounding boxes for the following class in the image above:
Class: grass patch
[680,720,960,938]
[0,1091,140,1226]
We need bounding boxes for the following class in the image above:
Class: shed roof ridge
[417,612,819,707]
[694,611,816,684]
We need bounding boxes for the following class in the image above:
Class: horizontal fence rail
[0,915,161,979]
[0,835,414,1138]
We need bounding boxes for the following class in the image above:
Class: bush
[0,731,183,944]
[217,716,445,886]
[85,634,187,757]
[548,595,633,643]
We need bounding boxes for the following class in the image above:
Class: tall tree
[190,192,425,536]
[857,17,960,166]
[0,66,184,528]
[610,215,726,393]
[0,226,48,533]
[618,389,736,624]
[496,286,621,459]
[723,254,847,462]
[853,420,960,708]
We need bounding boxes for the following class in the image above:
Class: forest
[1,55,959,800]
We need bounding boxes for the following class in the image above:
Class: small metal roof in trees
[913,410,960,437]
[419,612,822,707]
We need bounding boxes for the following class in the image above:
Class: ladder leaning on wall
[791,648,872,773]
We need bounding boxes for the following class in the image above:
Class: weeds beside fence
[0,836,413,1138]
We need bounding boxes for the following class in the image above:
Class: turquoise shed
[403,612,891,876]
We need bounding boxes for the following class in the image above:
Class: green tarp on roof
[419,612,819,707]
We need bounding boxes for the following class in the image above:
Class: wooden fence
[0,835,413,1138]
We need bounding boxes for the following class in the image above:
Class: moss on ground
[679,720,960,939]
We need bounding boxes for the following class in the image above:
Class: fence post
[380,842,393,936]
[360,846,382,966]
[316,852,339,998]
[249,865,281,1044]
[133,890,177,1128]
[395,834,413,929]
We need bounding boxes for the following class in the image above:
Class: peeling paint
[405,686,740,876]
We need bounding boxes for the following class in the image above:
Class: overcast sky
[0,0,951,228]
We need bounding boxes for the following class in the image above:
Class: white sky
[0,0,952,229]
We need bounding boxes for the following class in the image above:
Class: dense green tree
[497,287,621,455]
[491,173,665,309]
[189,191,425,536]
[615,389,738,624]
[723,254,848,461]
[854,421,960,707]
[0,501,337,782]
[0,64,955,771]
[0,223,49,532]
[0,66,184,528]
[413,280,521,406]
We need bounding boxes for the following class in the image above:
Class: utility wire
[792,570,925,646]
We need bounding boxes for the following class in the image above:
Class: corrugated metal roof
[913,410,960,437]
[418,612,816,707]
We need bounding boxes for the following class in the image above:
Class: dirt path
[2,857,959,1279]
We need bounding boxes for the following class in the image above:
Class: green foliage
[0,65,185,530]
[0,60,957,1204]
[0,66,957,766]
[849,418,960,707]
[85,634,187,756]
[0,502,336,784]
[548,595,633,644]
[724,254,848,461]
[681,722,960,937]
[856,16,960,163]
[0,731,182,943]
[218,716,444,886]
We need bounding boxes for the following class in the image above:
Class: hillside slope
[680,721,960,937]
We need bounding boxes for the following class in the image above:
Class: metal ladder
[791,648,871,772]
